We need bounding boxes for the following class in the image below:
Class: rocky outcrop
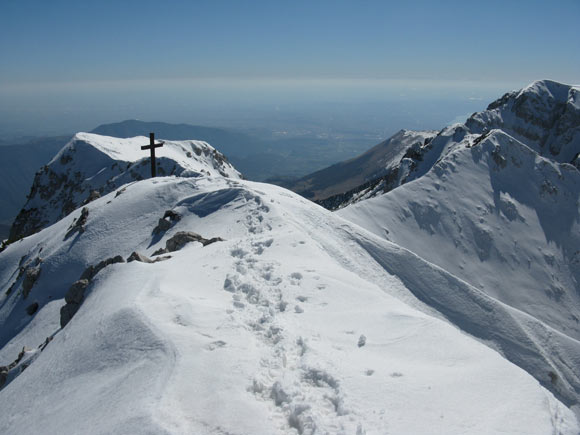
[61,255,126,327]
[127,251,171,264]
[64,207,89,239]
[152,231,223,256]
[79,255,125,281]
[60,279,89,328]
[22,266,41,299]
[152,210,182,235]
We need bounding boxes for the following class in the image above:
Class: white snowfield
[0,174,578,434]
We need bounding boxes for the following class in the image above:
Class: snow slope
[1,175,578,434]
[8,132,240,241]
[339,129,580,340]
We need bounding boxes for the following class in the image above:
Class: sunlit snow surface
[0,175,577,434]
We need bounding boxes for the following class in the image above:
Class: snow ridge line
[287,204,580,417]
[353,231,580,408]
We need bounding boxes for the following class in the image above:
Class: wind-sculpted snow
[8,132,241,241]
[339,130,580,342]
[353,232,580,407]
[0,176,578,433]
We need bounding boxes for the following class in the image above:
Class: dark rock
[26,302,39,316]
[163,210,181,222]
[152,247,168,256]
[60,303,80,328]
[127,251,153,263]
[152,231,223,256]
[153,218,172,234]
[83,190,101,205]
[65,279,89,304]
[22,267,41,299]
[65,207,89,239]
[61,278,90,327]
[80,255,125,281]
[152,210,182,234]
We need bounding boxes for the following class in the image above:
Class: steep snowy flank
[339,129,580,397]
[0,176,577,434]
[8,133,240,241]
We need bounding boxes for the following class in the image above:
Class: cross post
[141,132,164,178]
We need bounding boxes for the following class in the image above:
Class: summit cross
[141,132,164,178]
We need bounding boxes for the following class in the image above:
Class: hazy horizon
[0,77,532,140]
[1,0,578,141]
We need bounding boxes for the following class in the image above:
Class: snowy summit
[0,80,579,434]
[9,132,240,242]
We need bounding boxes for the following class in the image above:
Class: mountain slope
[287,129,437,201]
[318,80,580,211]
[8,132,240,241]
[0,174,578,433]
[339,129,580,339]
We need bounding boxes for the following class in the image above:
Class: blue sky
[1,0,578,84]
[0,0,578,136]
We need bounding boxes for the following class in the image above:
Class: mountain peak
[466,79,579,163]
[8,133,241,241]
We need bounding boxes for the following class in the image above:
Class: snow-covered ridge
[466,79,580,163]
[8,132,241,241]
[0,176,577,433]
[340,128,580,337]
[322,80,579,210]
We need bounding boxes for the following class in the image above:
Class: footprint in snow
[206,340,226,351]
[290,272,303,285]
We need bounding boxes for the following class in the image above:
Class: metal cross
[141,132,164,177]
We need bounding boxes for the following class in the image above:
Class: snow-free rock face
[0,176,578,434]
[8,132,241,241]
